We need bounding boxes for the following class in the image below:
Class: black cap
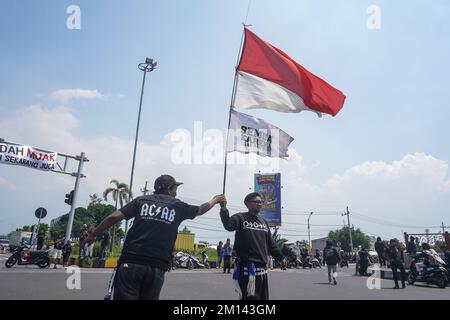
[154,175,183,193]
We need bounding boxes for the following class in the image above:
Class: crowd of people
[216,238,234,273]
[27,224,112,269]
[9,174,449,300]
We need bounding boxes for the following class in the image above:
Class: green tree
[88,202,116,226]
[328,226,371,252]
[37,223,49,236]
[89,193,104,205]
[103,179,132,249]
[17,225,31,232]
[50,207,96,239]
[271,228,288,250]
[50,203,116,238]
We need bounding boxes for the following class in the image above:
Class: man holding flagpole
[85,175,225,300]
[220,192,287,300]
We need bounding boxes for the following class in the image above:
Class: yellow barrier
[104,258,118,268]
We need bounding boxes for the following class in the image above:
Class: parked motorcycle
[174,252,194,269]
[282,246,301,269]
[200,250,210,269]
[173,251,206,269]
[311,257,321,268]
[190,253,206,268]
[5,246,50,268]
[408,249,448,288]
[286,255,301,268]
[301,256,313,269]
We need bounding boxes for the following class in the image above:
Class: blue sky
[1,1,449,243]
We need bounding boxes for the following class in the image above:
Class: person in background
[37,230,45,251]
[100,230,110,260]
[51,233,65,269]
[314,249,322,267]
[84,227,95,265]
[223,238,232,274]
[440,244,450,266]
[216,241,223,269]
[407,236,417,255]
[354,245,362,276]
[358,247,370,276]
[79,224,89,258]
[385,239,406,289]
[335,241,342,260]
[322,240,340,285]
[62,240,72,268]
[375,237,386,267]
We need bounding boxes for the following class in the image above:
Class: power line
[179,195,343,216]
[279,232,327,237]
[181,224,228,233]
[352,212,440,229]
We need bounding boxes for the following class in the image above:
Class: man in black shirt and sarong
[220,192,286,300]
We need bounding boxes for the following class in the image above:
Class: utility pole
[141,181,150,196]
[307,212,313,254]
[441,222,449,234]
[65,152,87,240]
[342,206,353,251]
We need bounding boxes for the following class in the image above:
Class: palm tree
[103,179,133,251]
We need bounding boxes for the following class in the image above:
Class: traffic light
[64,190,74,205]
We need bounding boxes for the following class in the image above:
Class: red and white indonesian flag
[226,109,294,158]
[234,28,346,117]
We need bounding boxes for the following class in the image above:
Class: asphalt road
[0,253,449,300]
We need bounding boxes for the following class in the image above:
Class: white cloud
[49,89,105,104]
[0,177,15,190]
[1,105,449,242]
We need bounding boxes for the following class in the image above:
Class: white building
[311,236,329,253]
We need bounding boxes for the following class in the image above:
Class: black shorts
[113,263,165,300]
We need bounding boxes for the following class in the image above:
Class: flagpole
[222,25,248,194]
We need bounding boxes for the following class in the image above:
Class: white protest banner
[0,142,57,171]
[226,109,294,158]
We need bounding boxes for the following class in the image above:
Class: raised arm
[85,211,125,245]
[219,198,240,231]
[197,194,226,216]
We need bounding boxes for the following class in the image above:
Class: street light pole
[308,212,313,254]
[125,58,157,234]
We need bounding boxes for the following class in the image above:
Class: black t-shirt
[54,238,64,250]
[220,209,284,267]
[119,194,199,270]
[101,233,110,245]
[323,247,340,265]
